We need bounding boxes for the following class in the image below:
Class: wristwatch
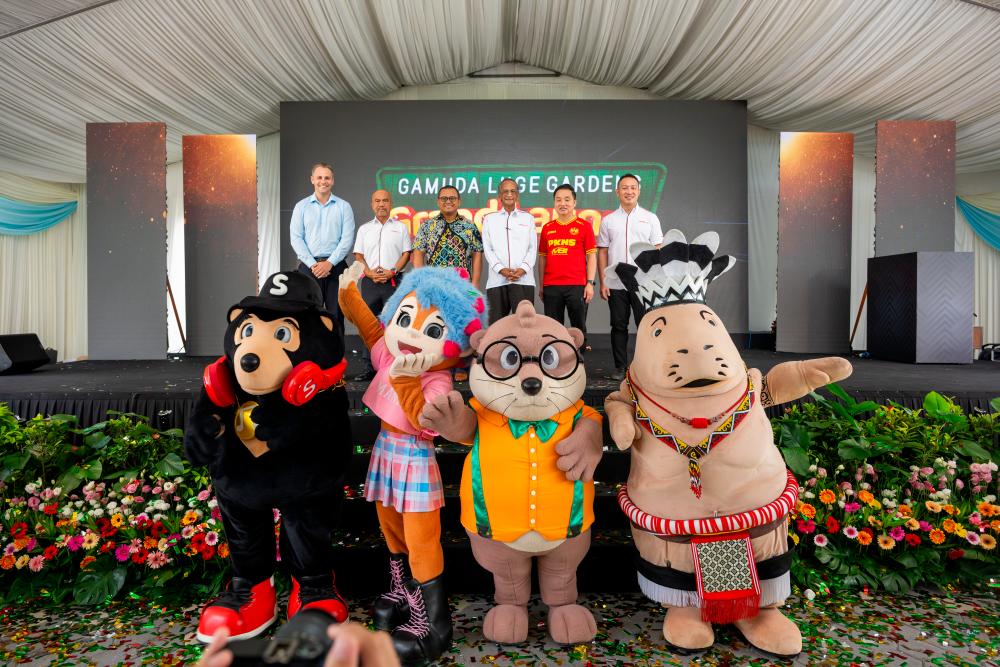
[587,280,596,286]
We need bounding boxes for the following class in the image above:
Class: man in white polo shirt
[351,189,412,380]
[481,178,538,324]
[597,173,663,379]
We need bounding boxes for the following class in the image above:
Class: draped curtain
[955,171,1000,346]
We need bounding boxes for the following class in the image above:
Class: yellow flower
[858,490,875,504]
[906,518,921,531]
[15,555,28,569]
[877,535,895,550]
[110,514,124,528]
[943,518,957,534]
[790,533,800,545]
[81,533,99,550]
[930,529,946,544]
[868,499,882,510]
[981,535,996,550]
[181,510,199,526]
[798,503,816,520]
[867,515,883,528]
[925,501,942,514]
[956,527,967,538]
[819,489,837,505]
[158,538,169,552]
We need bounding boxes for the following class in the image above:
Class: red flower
[826,517,840,534]
[10,522,28,539]
[149,521,167,538]
[796,519,816,534]
[100,541,116,554]
[43,545,59,560]
[191,533,207,550]
[200,545,216,561]
[96,518,117,538]
[904,534,922,547]
[42,503,60,516]
[860,527,874,539]
[947,548,965,560]
[131,548,148,564]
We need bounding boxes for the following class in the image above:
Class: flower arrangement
[779,386,999,593]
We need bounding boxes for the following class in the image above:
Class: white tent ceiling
[2,0,999,183]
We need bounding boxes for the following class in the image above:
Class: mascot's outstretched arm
[760,357,853,407]
[337,261,384,350]
[420,390,477,444]
[184,390,230,466]
[604,390,642,451]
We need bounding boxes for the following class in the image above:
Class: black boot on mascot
[185,271,353,642]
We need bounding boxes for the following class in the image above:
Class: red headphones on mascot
[203,357,347,408]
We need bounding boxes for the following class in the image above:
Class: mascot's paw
[339,261,365,291]
[547,604,597,645]
[419,390,475,441]
[389,351,438,378]
[662,606,714,652]
[554,417,603,481]
[483,604,529,644]
[604,392,641,451]
[733,607,802,659]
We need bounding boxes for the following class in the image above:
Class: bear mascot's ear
[319,314,335,332]
[228,307,244,323]
[566,327,585,350]
[469,328,487,351]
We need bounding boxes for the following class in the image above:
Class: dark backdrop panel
[86,122,167,359]
[280,100,749,332]
[875,120,956,256]
[183,135,258,355]
[776,132,853,354]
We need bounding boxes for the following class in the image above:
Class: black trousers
[609,288,644,369]
[298,260,347,338]
[216,490,343,584]
[543,284,587,338]
[359,276,399,372]
[487,283,536,324]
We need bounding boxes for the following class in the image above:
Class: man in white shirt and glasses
[481,178,538,324]
[597,173,663,379]
[350,189,412,381]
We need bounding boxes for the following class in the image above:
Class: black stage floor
[0,335,997,427]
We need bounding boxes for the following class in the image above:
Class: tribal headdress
[608,229,736,313]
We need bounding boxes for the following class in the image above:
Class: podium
[867,252,973,364]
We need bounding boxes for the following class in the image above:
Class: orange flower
[877,535,895,550]
[906,518,921,531]
[110,514,124,528]
[943,518,957,534]
[898,504,912,517]
[858,490,875,504]
[943,504,956,516]
[181,511,199,526]
[991,520,1000,532]
[80,556,96,570]
[857,531,873,546]
[867,515,883,528]
[0,555,14,570]
[930,529,946,544]
[798,503,816,520]
[981,535,996,550]
[218,543,230,559]
[819,490,837,505]
[978,502,997,518]
[144,537,158,549]
[925,501,942,514]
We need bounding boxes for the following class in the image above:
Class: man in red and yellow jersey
[538,184,597,351]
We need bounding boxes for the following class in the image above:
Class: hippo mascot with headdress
[603,230,851,658]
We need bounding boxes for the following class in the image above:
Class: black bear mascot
[185,271,352,642]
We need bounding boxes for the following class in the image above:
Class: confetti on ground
[1,589,997,665]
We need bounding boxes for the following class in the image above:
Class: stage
[0,337,996,429]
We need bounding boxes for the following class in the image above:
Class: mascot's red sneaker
[196,576,277,643]
[288,573,349,622]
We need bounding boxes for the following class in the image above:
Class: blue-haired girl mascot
[339,263,486,665]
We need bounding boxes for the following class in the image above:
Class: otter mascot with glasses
[339,262,487,666]
[419,300,604,645]
[603,230,851,658]
[185,271,352,643]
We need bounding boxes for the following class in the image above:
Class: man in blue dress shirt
[289,162,355,335]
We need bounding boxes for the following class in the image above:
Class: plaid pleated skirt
[364,429,444,513]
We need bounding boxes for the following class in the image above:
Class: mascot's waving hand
[185,271,352,643]
[339,262,486,666]
[604,231,851,659]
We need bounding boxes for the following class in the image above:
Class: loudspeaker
[0,334,51,374]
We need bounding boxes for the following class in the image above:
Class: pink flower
[4,544,16,556]
[205,531,219,546]
[844,502,861,514]
[66,535,84,552]
[141,485,151,493]
[813,534,829,547]
[843,526,859,539]
[28,556,44,572]
[796,519,816,534]
[955,479,965,491]
[969,513,983,526]
[114,544,131,562]
[27,497,40,510]
[211,508,222,521]
[966,532,981,546]
[25,538,37,552]
[919,521,933,532]
[889,527,905,541]
[152,486,162,495]
[181,526,195,539]
[147,552,169,569]
[197,490,211,502]
[124,481,138,494]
